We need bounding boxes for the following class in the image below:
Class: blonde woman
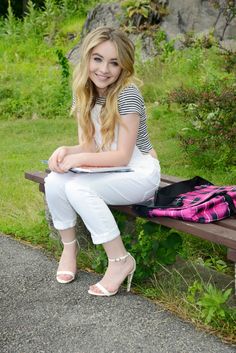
[45,27,160,296]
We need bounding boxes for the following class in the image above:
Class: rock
[67,0,236,64]
[67,3,122,65]
[67,2,159,64]
[82,2,122,35]
[161,0,236,43]
[220,38,236,52]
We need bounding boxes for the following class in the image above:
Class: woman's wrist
[63,145,79,155]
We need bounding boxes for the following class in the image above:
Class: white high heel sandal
[88,252,136,296]
[56,239,80,284]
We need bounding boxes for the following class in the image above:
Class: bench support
[228,249,236,293]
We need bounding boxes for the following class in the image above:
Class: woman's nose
[100,62,109,73]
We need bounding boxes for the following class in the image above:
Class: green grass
[0,118,77,239]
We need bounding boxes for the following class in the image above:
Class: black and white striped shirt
[72,84,153,154]
[117,85,153,154]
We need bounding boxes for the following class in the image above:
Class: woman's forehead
[91,40,118,58]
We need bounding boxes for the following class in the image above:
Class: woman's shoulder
[117,84,145,115]
[118,84,142,99]
[118,84,144,106]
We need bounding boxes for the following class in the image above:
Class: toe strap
[57,271,75,278]
[88,282,118,296]
[94,283,111,296]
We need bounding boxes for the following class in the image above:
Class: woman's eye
[111,62,119,66]
[94,57,102,62]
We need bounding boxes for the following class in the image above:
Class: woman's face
[89,40,122,96]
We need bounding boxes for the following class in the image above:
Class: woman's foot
[88,253,136,296]
[56,239,79,284]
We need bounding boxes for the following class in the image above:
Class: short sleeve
[118,85,144,116]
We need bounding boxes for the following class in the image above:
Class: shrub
[121,0,168,28]
[166,82,236,169]
[187,280,235,326]
[180,31,217,49]
[220,48,236,73]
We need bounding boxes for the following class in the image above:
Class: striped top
[72,84,153,154]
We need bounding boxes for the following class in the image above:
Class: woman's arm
[48,139,97,173]
[58,113,139,172]
[149,148,157,159]
[64,141,97,155]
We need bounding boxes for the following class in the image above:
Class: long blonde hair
[72,27,135,150]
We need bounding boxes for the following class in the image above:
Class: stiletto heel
[56,239,80,284]
[127,272,134,292]
[88,252,136,296]
[126,253,136,292]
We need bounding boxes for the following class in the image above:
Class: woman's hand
[48,146,68,173]
[58,153,85,172]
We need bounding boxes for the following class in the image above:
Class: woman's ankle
[89,254,135,294]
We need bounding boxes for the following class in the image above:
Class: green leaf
[163,233,182,249]
[143,221,158,235]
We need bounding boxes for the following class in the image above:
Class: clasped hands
[48,146,85,173]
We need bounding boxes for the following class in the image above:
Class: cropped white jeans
[45,151,160,245]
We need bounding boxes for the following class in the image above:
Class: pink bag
[134,176,236,223]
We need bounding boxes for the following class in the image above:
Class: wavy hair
[72,27,135,150]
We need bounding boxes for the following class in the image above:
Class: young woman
[45,26,160,296]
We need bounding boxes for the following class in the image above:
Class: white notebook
[70,166,133,174]
[41,161,133,173]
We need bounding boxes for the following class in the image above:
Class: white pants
[45,153,160,245]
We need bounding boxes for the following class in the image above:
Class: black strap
[223,193,236,216]
[154,176,213,208]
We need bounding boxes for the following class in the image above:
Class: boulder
[67,2,159,64]
[161,0,236,44]
[67,0,236,64]
[68,3,123,65]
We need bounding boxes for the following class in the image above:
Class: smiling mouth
[95,74,110,80]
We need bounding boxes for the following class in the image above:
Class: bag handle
[154,176,213,208]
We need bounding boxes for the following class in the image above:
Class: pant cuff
[91,227,120,245]
[53,220,77,230]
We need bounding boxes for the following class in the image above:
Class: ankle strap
[62,239,77,245]
[108,253,130,262]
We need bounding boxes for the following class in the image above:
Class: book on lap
[70,166,133,174]
[41,160,133,173]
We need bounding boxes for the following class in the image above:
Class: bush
[121,0,168,28]
[166,82,236,169]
